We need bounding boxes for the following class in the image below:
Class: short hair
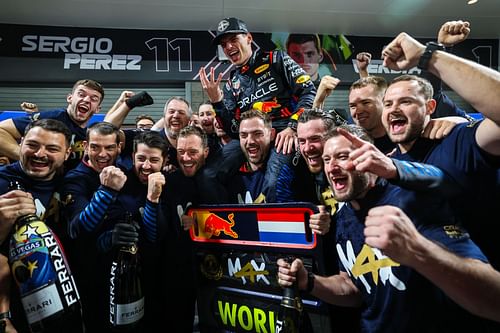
[389,74,434,100]
[324,124,374,144]
[178,125,208,148]
[298,108,344,129]
[240,109,272,129]
[24,119,72,148]
[286,34,321,53]
[198,101,215,113]
[135,114,155,124]
[164,96,192,117]
[72,79,104,103]
[86,121,120,144]
[350,76,388,95]
[133,130,169,158]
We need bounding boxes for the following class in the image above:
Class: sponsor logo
[237,82,278,109]
[199,213,239,238]
[295,74,311,84]
[254,64,269,74]
[217,300,275,333]
[218,20,230,32]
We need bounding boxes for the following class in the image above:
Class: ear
[318,50,324,63]
[270,128,276,141]
[203,147,209,159]
[66,93,72,104]
[64,146,71,161]
[246,33,253,45]
[425,98,437,116]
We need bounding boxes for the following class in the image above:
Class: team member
[0,119,73,333]
[199,17,316,202]
[278,125,499,330]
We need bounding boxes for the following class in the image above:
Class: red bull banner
[188,203,333,332]
[189,204,317,249]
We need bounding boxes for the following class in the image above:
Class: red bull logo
[201,213,238,239]
[253,101,281,113]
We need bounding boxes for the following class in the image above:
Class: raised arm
[365,205,500,322]
[0,119,22,161]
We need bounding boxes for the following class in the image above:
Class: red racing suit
[212,49,317,138]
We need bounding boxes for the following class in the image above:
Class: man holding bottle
[0,119,82,333]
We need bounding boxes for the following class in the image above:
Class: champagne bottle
[109,213,144,331]
[7,181,84,333]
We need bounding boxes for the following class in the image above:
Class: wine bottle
[7,181,84,333]
[109,213,144,331]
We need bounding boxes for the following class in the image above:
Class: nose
[142,159,152,168]
[34,146,47,157]
[324,158,340,173]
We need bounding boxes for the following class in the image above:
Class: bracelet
[417,42,445,71]
[0,311,11,320]
[306,271,315,293]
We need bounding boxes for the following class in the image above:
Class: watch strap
[418,42,445,71]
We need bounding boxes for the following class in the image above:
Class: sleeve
[389,159,462,196]
[275,51,317,128]
[63,172,119,239]
[212,76,241,139]
[142,199,159,243]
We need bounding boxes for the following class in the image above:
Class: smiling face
[84,131,121,173]
[164,99,190,138]
[20,127,70,180]
[198,104,215,134]
[219,33,253,66]
[239,116,275,171]
[297,118,328,174]
[322,135,372,202]
[176,134,208,177]
[382,80,435,152]
[348,84,385,137]
[133,143,164,184]
[66,85,102,127]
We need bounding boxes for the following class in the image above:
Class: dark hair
[72,79,104,102]
[389,74,434,100]
[135,114,155,124]
[286,34,321,53]
[133,130,169,158]
[324,124,374,144]
[240,109,272,129]
[24,119,72,148]
[178,125,208,148]
[86,121,120,144]
[298,108,344,129]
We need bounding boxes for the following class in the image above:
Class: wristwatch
[417,42,445,71]
[0,311,10,320]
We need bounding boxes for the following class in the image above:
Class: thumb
[318,205,326,214]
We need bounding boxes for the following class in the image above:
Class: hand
[20,102,38,113]
[111,222,139,247]
[199,66,224,103]
[181,215,195,231]
[118,91,135,105]
[313,75,341,109]
[125,91,154,108]
[146,172,165,203]
[309,205,330,235]
[364,205,424,265]
[356,52,372,77]
[337,127,398,180]
[275,127,296,154]
[0,190,36,244]
[276,258,308,291]
[382,33,425,71]
[99,166,127,191]
[421,117,467,139]
[437,20,471,47]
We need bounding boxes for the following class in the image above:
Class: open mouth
[330,174,348,191]
[389,115,407,134]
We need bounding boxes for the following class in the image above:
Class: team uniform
[62,159,159,332]
[211,49,316,203]
[0,162,74,333]
[156,170,199,332]
[391,121,500,271]
[336,178,490,332]
[13,110,87,172]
